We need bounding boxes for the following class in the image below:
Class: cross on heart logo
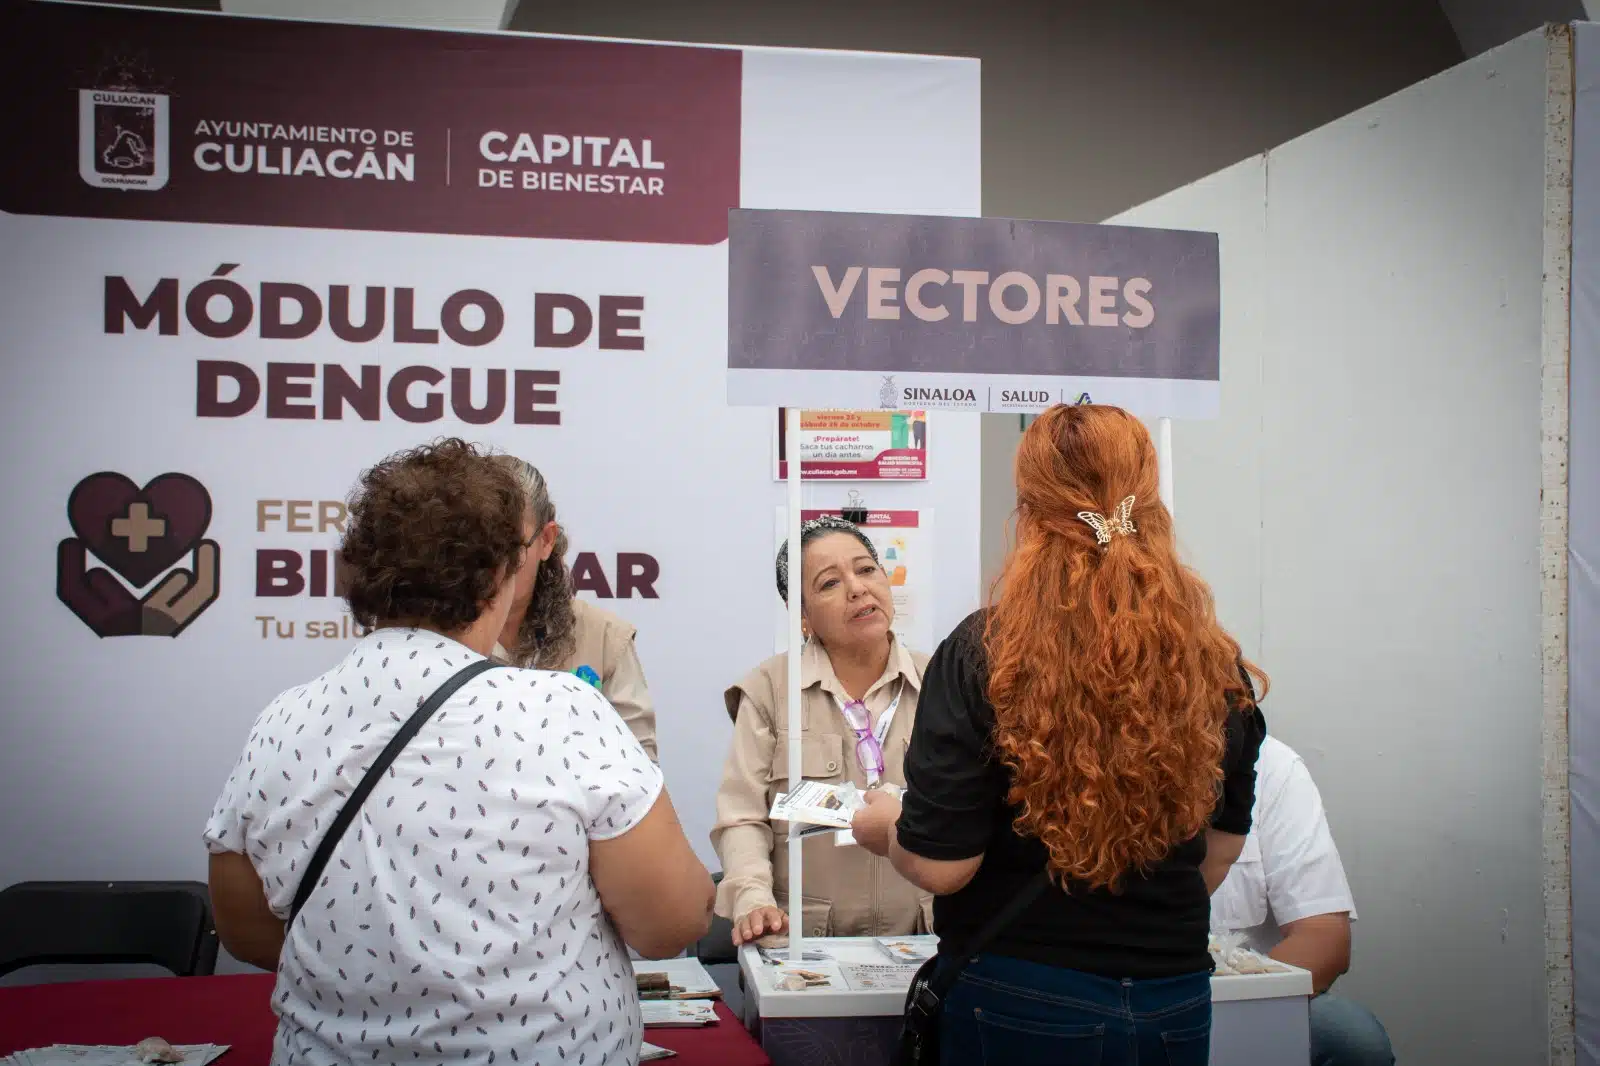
[57,472,221,637]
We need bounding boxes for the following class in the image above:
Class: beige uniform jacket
[710,637,934,940]
[494,598,658,761]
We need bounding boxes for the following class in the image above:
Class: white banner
[0,4,981,886]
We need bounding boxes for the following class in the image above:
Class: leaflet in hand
[770,781,864,829]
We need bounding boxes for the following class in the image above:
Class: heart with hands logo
[57,472,221,638]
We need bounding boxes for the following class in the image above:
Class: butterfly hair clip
[1078,495,1137,546]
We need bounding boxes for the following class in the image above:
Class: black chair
[0,881,220,979]
[694,872,737,966]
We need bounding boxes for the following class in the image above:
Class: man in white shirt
[1212,734,1395,1066]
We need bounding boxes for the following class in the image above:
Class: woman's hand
[851,789,902,857]
[732,905,789,946]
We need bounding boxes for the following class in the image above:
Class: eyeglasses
[838,699,885,781]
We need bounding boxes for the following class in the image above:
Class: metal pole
[784,410,805,963]
[1158,417,1174,518]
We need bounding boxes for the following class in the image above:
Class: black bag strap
[289,658,504,922]
[927,867,1052,998]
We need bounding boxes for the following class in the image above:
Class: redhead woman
[852,405,1267,1064]
[489,455,658,761]
[710,516,933,946]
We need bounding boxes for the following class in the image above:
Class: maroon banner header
[0,2,742,245]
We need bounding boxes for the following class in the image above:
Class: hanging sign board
[726,208,1220,417]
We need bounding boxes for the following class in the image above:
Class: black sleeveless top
[895,610,1266,978]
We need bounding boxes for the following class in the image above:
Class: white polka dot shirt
[204,628,663,1065]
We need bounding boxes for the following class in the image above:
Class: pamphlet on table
[1208,933,1292,976]
[756,935,941,994]
[639,1000,720,1027]
[874,936,937,964]
[756,945,834,964]
[633,957,721,1000]
[1,1046,230,1066]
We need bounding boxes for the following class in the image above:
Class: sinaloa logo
[878,375,897,408]
[57,472,220,638]
[79,89,170,191]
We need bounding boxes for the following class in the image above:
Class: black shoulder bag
[289,659,504,923]
[894,868,1052,1066]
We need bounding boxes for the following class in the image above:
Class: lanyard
[831,679,904,784]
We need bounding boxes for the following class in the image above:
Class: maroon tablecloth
[0,974,770,1065]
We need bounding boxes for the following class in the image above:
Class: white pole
[1157,416,1174,518]
[784,409,805,964]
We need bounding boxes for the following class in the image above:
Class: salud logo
[58,472,220,638]
[78,88,170,190]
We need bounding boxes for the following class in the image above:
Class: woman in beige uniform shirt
[712,515,932,946]
[490,456,658,761]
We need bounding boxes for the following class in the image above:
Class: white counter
[736,938,1313,1066]
[739,937,1313,1017]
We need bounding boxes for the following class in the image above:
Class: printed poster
[773,508,932,656]
[0,0,982,894]
[773,408,928,480]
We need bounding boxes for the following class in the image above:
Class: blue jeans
[1311,994,1394,1066]
[941,953,1213,1066]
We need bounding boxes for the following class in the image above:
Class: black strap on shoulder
[289,658,504,922]
[927,867,1052,998]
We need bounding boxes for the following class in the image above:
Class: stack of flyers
[632,957,722,999]
[755,945,833,965]
[875,936,938,965]
[640,1000,719,1028]
[770,961,848,992]
[639,1043,677,1061]
[768,781,864,829]
[2,1047,230,1066]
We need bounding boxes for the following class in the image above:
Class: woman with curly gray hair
[488,455,658,761]
[204,439,711,1065]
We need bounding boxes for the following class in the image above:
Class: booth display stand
[735,941,1312,1066]
[726,206,1228,1060]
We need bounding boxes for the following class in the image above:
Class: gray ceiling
[74,0,1600,60]
[1437,0,1589,55]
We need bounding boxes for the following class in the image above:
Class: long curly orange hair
[986,404,1266,891]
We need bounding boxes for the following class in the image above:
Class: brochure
[875,936,938,965]
[633,957,722,999]
[640,1000,719,1027]
[769,781,864,829]
[842,962,921,991]
[769,961,849,992]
